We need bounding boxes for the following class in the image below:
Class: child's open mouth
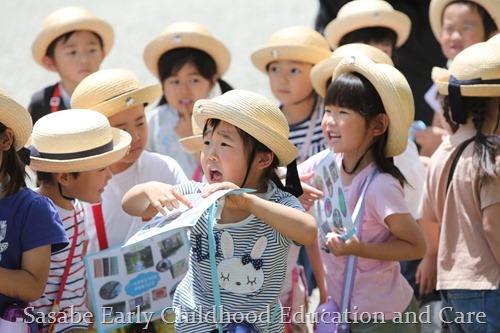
[209,168,223,182]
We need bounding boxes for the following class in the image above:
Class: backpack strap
[446,137,474,193]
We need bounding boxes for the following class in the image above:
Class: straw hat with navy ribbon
[435,42,500,124]
[332,55,414,157]
[192,90,298,166]
[0,88,32,151]
[251,26,332,73]
[32,6,114,69]
[71,69,161,118]
[143,21,231,78]
[429,0,500,43]
[29,109,131,172]
[324,0,411,49]
[310,43,394,97]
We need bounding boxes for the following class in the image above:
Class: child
[121,89,318,333]
[144,21,233,180]
[323,0,411,57]
[28,6,114,125]
[250,26,331,328]
[299,55,426,332]
[28,109,131,332]
[71,68,189,254]
[0,88,67,314]
[417,0,499,158]
[419,41,500,332]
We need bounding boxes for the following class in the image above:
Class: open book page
[313,150,355,243]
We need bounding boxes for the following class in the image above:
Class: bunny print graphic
[218,232,266,294]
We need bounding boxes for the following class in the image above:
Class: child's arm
[0,245,51,301]
[416,218,439,295]
[122,181,193,218]
[483,202,500,266]
[305,238,327,305]
[326,213,426,261]
[203,182,317,245]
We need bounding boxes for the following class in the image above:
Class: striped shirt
[172,181,304,332]
[31,200,89,333]
[288,96,327,163]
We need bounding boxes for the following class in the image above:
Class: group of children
[0,0,498,332]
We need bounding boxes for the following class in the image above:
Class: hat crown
[331,43,393,65]
[32,109,113,155]
[41,6,94,28]
[0,88,32,151]
[338,0,397,17]
[268,26,330,50]
[71,69,141,110]
[449,42,500,81]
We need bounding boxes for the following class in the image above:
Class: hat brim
[0,92,32,151]
[179,135,203,153]
[324,11,411,49]
[333,56,413,157]
[430,0,500,42]
[144,33,230,78]
[32,18,114,68]
[193,99,298,166]
[89,84,162,118]
[251,45,332,73]
[29,128,130,173]
[436,77,500,97]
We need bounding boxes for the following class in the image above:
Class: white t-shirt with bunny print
[172,181,304,332]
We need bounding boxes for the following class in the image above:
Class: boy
[71,68,189,254]
[251,25,331,332]
[28,6,114,124]
[28,109,131,332]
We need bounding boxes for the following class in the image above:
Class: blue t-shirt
[0,188,68,310]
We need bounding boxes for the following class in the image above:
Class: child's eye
[269,66,280,73]
[291,68,301,74]
[136,122,145,127]
[189,78,200,84]
[203,140,210,146]
[167,79,179,85]
[221,142,231,147]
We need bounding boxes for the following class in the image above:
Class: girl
[144,21,233,181]
[0,89,67,315]
[299,55,426,332]
[419,41,500,332]
[122,89,317,333]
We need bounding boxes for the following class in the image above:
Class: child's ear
[255,152,274,170]
[41,55,57,71]
[55,172,72,186]
[0,128,14,151]
[370,113,389,137]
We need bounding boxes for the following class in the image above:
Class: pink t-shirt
[299,150,414,320]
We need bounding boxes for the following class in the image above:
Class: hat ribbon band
[29,140,113,160]
[448,76,500,125]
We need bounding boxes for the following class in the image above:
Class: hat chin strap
[58,182,75,201]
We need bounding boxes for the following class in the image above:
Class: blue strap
[340,169,377,324]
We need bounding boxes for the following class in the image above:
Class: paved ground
[1,1,320,331]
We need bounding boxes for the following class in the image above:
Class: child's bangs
[325,72,367,112]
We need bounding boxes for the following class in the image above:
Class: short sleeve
[22,196,68,253]
[480,159,500,210]
[367,173,410,224]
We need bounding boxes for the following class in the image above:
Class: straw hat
[332,55,414,157]
[143,21,231,78]
[32,6,114,67]
[29,109,131,173]
[489,32,500,44]
[179,116,203,153]
[431,66,450,83]
[310,43,393,97]
[0,89,32,151]
[71,69,161,118]
[251,26,332,73]
[429,0,500,42]
[193,90,298,166]
[436,42,500,96]
[324,0,411,49]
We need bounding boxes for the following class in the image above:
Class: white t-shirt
[83,150,188,254]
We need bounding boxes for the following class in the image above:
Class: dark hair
[203,118,280,187]
[0,123,28,196]
[324,72,407,186]
[339,27,397,50]
[443,2,498,40]
[157,48,233,106]
[443,96,500,183]
[36,171,80,185]
[45,30,104,58]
